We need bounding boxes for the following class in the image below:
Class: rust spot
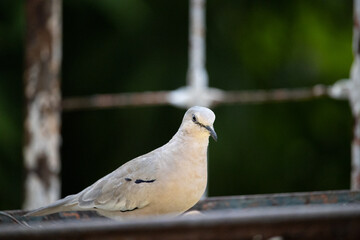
[61,212,81,219]
[40,101,52,116]
[202,202,216,211]
[321,194,329,204]
[23,127,32,148]
[353,137,360,146]
[355,174,360,188]
[34,153,52,190]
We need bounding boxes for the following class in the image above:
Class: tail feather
[25,195,78,217]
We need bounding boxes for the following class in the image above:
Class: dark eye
[192,115,197,122]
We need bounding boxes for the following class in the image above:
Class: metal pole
[168,0,224,108]
[350,0,360,189]
[23,0,62,209]
[187,0,208,91]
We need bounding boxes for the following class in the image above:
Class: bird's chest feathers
[157,140,208,199]
[164,139,207,177]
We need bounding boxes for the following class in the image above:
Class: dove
[25,106,217,220]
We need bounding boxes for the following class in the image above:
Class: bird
[25,106,217,220]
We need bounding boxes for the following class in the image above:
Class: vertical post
[187,0,208,92]
[350,0,360,190]
[23,0,62,209]
[169,0,223,108]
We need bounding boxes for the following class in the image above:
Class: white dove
[26,106,217,220]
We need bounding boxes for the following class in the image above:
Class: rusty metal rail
[1,190,360,239]
[61,86,329,111]
[191,189,360,211]
[0,204,360,240]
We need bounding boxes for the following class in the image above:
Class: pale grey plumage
[26,106,216,220]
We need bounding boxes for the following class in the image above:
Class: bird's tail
[25,195,78,217]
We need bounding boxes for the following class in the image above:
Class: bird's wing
[77,154,159,212]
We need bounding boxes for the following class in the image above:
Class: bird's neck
[170,129,210,154]
[160,130,209,175]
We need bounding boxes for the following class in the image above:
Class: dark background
[0,0,353,210]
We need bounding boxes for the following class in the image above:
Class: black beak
[205,125,217,141]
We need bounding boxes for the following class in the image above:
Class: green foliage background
[0,0,353,210]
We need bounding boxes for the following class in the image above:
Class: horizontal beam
[1,190,360,239]
[61,85,329,111]
[62,91,170,111]
[1,204,360,240]
[191,189,360,211]
[2,189,359,223]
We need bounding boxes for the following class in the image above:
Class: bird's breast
[150,141,208,215]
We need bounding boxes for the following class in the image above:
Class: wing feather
[77,155,157,212]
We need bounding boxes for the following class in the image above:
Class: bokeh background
[0,0,353,210]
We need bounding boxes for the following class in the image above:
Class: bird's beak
[205,125,217,142]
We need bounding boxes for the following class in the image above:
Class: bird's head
[180,106,217,141]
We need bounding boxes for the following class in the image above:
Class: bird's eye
[192,115,197,122]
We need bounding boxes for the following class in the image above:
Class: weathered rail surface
[1,190,360,240]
